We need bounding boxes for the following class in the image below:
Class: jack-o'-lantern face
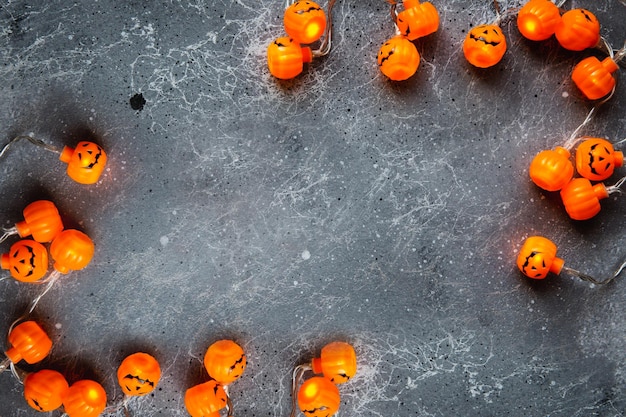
[463,24,507,68]
[184,380,228,417]
[24,369,69,412]
[1,239,49,282]
[117,353,161,396]
[297,376,340,417]
[377,35,420,81]
[396,0,439,41]
[516,236,563,279]
[576,138,624,182]
[554,9,600,51]
[312,342,357,384]
[284,1,326,44]
[59,141,107,184]
[203,340,247,385]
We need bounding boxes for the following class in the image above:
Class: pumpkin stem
[0,227,17,244]
[0,135,62,160]
[562,257,626,285]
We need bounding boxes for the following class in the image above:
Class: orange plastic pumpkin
[284,1,327,44]
[62,380,107,417]
[517,0,561,41]
[554,9,600,51]
[117,352,161,396]
[59,141,107,184]
[14,200,64,243]
[184,380,228,417]
[5,321,53,365]
[267,37,313,80]
[396,0,439,41]
[203,339,246,385]
[297,376,340,417]
[575,138,624,182]
[572,56,619,100]
[517,236,564,279]
[49,229,95,274]
[311,342,357,384]
[529,147,574,191]
[560,177,608,220]
[377,35,420,81]
[1,239,49,282]
[23,369,69,412]
[463,24,507,68]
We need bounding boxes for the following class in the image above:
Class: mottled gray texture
[0,1,625,416]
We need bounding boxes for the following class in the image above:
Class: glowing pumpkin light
[62,380,107,417]
[571,56,619,100]
[59,141,108,185]
[284,1,327,44]
[4,321,53,366]
[311,342,357,384]
[377,35,420,81]
[49,229,95,274]
[575,138,624,182]
[297,376,340,417]
[184,380,228,417]
[517,236,564,279]
[517,0,561,41]
[396,0,440,41]
[23,369,69,412]
[463,24,507,68]
[554,9,600,51]
[1,239,49,282]
[117,352,161,397]
[267,37,313,80]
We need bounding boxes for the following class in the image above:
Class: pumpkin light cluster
[377,0,440,81]
[291,341,357,417]
[267,1,334,80]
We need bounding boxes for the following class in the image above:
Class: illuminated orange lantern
[529,147,574,191]
[284,1,327,44]
[267,37,313,80]
[560,177,608,220]
[14,200,64,243]
[463,24,507,68]
[517,0,561,41]
[572,56,619,100]
[554,9,600,51]
[23,369,69,412]
[575,138,624,182]
[5,321,53,365]
[117,352,161,396]
[396,0,439,41]
[297,376,340,417]
[184,380,228,417]
[1,239,49,282]
[59,141,107,184]
[204,339,246,385]
[517,236,564,279]
[312,342,357,384]
[377,35,420,81]
[49,229,95,274]
[62,380,107,417]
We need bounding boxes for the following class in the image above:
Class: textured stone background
[0,1,625,416]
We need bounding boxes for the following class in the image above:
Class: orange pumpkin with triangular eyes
[463,24,507,68]
[59,141,107,184]
[1,239,49,282]
[117,352,161,396]
[575,138,624,182]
